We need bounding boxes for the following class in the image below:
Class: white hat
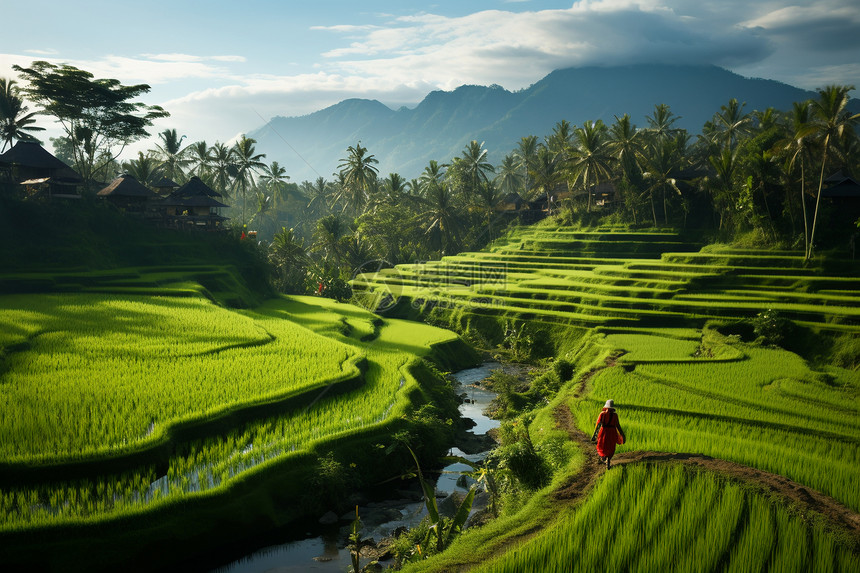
[604,399,614,409]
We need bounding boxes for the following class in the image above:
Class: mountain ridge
[249,64,846,183]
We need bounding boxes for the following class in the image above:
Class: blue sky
[2,0,859,156]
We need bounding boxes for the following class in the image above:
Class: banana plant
[406,446,476,553]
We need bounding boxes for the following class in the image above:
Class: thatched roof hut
[157,176,229,230]
[97,174,156,213]
[0,141,81,198]
[98,174,157,198]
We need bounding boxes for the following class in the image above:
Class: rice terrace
[2,35,860,573]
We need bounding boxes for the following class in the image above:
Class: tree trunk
[807,142,829,261]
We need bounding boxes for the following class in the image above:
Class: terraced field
[0,278,475,570]
[359,224,860,573]
[354,225,860,333]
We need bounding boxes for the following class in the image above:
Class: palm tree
[460,140,495,200]
[187,141,212,178]
[641,135,688,225]
[336,142,379,215]
[419,160,446,195]
[259,161,290,211]
[529,144,563,205]
[418,182,463,255]
[516,135,539,196]
[777,102,815,250]
[269,227,308,293]
[155,128,189,182]
[231,135,267,227]
[495,153,524,196]
[313,214,349,265]
[547,120,574,160]
[645,103,682,142]
[711,98,752,153]
[378,172,408,207]
[0,77,44,152]
[121,151,159,186]
[304,176,331,219]
[807,85,860,260]
[608,114,642,182]
[568,120,613,211]
[209,142,235,197]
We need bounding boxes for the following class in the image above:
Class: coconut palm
[711,98,752,153]
[806,85,860,260]
[186,141,212,178]
[516,135,539,196]
[568,120,613,211]
[269,227,308,293]
[259,161,290,211]
[209,142,235,197]
[231,135,267,227]
[419,160,446,196]
[336,142,379,215]
[529,145,563,205]
[459,140,495,200]
[645,103,682,142]
[777,101,816,250]
[547,120,574,160]
[641,135,688,226]
[418,182,463,255]
[495,153,525,196]
[608,114,643,183]
[121,151,159,186]
[0,77,44,151]
[155,128,190,182]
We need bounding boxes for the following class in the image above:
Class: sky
[2,0,859,159]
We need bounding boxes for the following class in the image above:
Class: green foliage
[552,358,574,383]
[750,308,796,346]
[13,61,168,185]
[492,419,551,491]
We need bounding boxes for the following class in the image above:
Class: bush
[751,309,795,347]
[553,359,574,383]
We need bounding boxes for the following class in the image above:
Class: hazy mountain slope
[249,64,830,182]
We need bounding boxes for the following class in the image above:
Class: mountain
[248,64,838,183]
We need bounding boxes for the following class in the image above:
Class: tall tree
[13,61,168,184]
[711,98,752,153]
[121,151,159,186]
[209,142,235,197]
[645,103,682,142]
[807,85,860,259]
[231,135,267,227]
[516,135,539,196]
[568,120,613,211]
[0,77,44,151]
[336,142,379,215]
[259,160,290,211]
[459,140,494,200]
[495,153,525,196]
[187,141,212,178]
[418,182,463,255]
[777,102,815,250]
[154,128,189,182]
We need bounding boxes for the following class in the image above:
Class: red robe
[595,408,621,458]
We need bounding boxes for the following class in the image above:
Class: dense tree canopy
[12,61,168,184]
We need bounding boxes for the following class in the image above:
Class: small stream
[210,362,501,573]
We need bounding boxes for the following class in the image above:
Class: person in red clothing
[591,399,625,469]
